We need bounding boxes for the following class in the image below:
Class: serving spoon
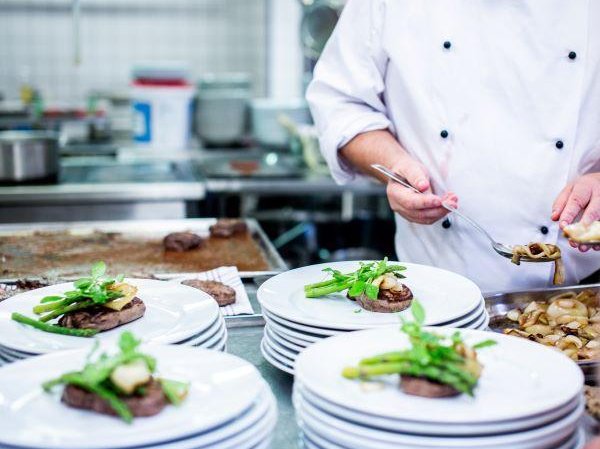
[371,164,553,262]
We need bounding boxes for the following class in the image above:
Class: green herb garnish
[43,332,189,423]
[342,301,496,396]
[304,257,406,300]
[12,261,127,336]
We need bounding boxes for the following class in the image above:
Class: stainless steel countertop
[0,156,205,205]
[0,147,385,205]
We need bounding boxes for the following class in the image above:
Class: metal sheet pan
[0,218,287,281]
[485,283,600,384]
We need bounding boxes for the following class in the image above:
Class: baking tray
[0,219,287,282]
[485,283,600,384]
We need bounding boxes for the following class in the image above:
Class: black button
[440,130,449,139]
[540,226,549,235]
[555,140,564,149]
[568,51,577,60]
[442,218,452,229]
[443,41,451,49]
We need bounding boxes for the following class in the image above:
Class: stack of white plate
[0,345,277,449]
[258,262,489,374]
[0,279,227,364]
[294,327,586,449]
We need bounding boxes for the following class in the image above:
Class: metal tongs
[371,164,554,262]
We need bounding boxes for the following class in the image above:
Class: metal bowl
[485,283,600,385]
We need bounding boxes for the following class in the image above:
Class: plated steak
[58,297,146,331]
[400,375,460,398]
[163,232,203,252]
[209,219,248,238]
[355,284,413,313]
[182,279,236,306]
[62,379,168,417]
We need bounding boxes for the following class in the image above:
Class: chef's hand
[583,437,600,449]
[386,155,458,225]
[552,172,600,252]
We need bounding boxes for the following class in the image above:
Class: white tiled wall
[0,0,268,106]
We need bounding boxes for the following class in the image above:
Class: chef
[307,0,600,292]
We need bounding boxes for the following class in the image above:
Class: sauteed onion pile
[503,290,599,361]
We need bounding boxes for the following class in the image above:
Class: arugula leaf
[119,331,140,354]
[410,300,425,325]
[348,280,366,298]
[91,261,106,279]
[472,339,497,349]
[364,283,379,300]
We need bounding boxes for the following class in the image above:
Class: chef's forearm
[339,130,411,183]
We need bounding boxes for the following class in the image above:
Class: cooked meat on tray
[209,219,248,238]
[510,243,564,285]
[163,232,203,252]
[11,261,145,337]
[563,221,600,243]
[304,258,413,313]
[43,332,189,422]
[181,279,236,306]
[342,301,496,398]
[0,224,270,279]
[502,289,600,361]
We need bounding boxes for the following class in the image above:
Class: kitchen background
[0,0,394,267]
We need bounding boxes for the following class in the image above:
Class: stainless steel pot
[0,131,59,183]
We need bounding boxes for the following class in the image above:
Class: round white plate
[296,388,583,448]
[264,314,324,343]
[175,314,222,345]
[295,327,583,425]
[148,384,277,449]
[300,423,582,449]
[258,261,483,329]
[0,279,221,354]
[194,325,228,350]
[0,344,264,449]
[185,317,225,346]
[260,338,294,375]
[264,309,343,336]
[266,326,306,352]
[296,383,582,437]
[264,332,299,360]
[265,301,485,337]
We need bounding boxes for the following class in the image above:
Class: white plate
[300,424,582,449]
[264,332,299,360]
[296,383,582,437]
[295,327,583,425]
[264,313,325,343]
[174,314,222,345]
[148,383,277,449]
[194,325,228,350]
[296,387,583,447]
[0,344,264,449]
[258,261,483,329]
[261,338,294,375]
[0,279,221,354]
[185,317,226,345]
[266,326,307,352]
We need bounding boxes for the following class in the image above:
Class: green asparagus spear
[11,313,99,337]
[38,299,94,323]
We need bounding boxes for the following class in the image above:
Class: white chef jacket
[307,0,600,293]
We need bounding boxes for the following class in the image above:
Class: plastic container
[131,81,195,151]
